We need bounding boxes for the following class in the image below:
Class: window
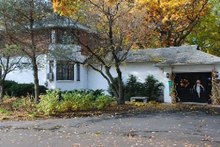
[56,61,74,80]
[49,60,54,73]
[50,30,56,44]
[56,30,78,44]
[76,63,80,81]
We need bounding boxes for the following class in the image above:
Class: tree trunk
[32,58,40,103]
[0,77,6,103]
[115,64,125,105]
[0,84,3,103]
[117,78,125,105]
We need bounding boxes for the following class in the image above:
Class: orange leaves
[144,0,209,24]
[50,0,83,16]
[141,0,210,47]
[50,0,210,48]
[51,0,61,12]
[50,0,139,16]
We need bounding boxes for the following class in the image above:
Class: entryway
[175,72,212,103]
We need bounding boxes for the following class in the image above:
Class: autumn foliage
[143,0,210,47]
[51,0,210,48]
[49,0,210,104]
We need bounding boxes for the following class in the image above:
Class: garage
[175,72,212,103]
[153,46,220,103]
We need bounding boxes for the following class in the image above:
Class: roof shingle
[126,45,220,66]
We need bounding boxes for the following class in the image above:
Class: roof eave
[156,62,220,67]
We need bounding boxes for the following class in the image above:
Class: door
[175,72,212,103]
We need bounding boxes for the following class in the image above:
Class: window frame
[76,63,80,81]
[56,60,75,81]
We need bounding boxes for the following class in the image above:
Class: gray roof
[126,45,220,66]
[33,14,94,33]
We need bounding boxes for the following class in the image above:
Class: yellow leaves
[50,0,210,48]
[141,0,210,47]
[51,0,140,17]
[51,0,83,16]
[162,16,169,24]
[106,0,118,6]
[51,0,60,12]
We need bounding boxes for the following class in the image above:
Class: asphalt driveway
[0,111,220,147]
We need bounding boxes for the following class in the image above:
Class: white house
[5,45,220,103]
[4,15,220,103]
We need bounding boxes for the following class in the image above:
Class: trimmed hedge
[4,80,47,97]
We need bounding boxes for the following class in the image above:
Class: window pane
[56,61,74,80]
[49,60,54,73]
[77,63,80,81]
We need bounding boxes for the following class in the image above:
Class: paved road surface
[0,112,220,147]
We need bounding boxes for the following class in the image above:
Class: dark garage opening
[175,72,212,103]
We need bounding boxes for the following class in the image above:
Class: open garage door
[175,72,212,103]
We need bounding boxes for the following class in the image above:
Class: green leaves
[187,0,220,56]
[37,90,113,115]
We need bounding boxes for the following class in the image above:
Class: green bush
[124,75,164,102]
[37,89,113,115]
[125,75,145,101]
[4,80,47,97]
[37,90,59,115]
[4,80,17,91]
[95,95,113,110]
[144,75,164,101]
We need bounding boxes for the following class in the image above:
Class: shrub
[125,75,145,101]
[3,80,17,96]
[4,81,17,91]
[37,90,59,115]
[95,95,113,110]
[76,94,94,110]
[144,75,164,101]
[123,75,164,102]
[37,89,113,115]
[4,80,47,97]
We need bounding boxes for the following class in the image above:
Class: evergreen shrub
[4,80,47,97]
[109,75,164,102]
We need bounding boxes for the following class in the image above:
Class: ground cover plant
[0,94,220,121]
[37,90,113,115]
[0,87,220,121]
[0,89,114,120]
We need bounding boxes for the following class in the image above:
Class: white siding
[87,62,171,102]
[54,65,88,91]
[47,63,88,91]
[172,65,216,73]
[6,55,220,103]
[6,68,46,85]
[213,65,220,78]
[87,63,220,103]
[5,55,47,86]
